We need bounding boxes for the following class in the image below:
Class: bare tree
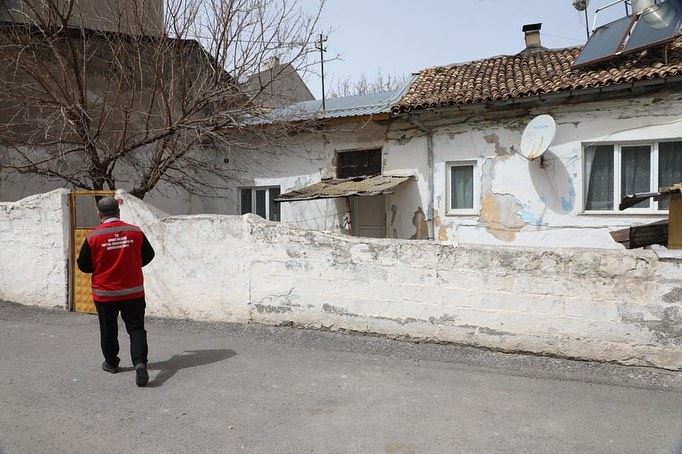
[0,0,323,199]
[329,69,409,98]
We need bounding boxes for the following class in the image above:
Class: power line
[543,32,585,43]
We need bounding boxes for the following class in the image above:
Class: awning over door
[275,175,413,202]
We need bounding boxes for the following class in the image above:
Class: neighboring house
[241,57,315,108]
[0,25,223,206]
[0,3,315,210]
[216,21,682,249]
[0,0,164,36]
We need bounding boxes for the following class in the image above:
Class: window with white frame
[447,161,477,214]
[240,187,281,221]
[584,141,682,212]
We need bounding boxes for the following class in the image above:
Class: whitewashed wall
[395,90,682,247]
[3,90,681,249]
[2,190,680,369]
[116,191,682,370]
[0,189,70,309]
[203,90,682,247]
[195,123,394,232]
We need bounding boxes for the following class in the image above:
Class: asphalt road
[1,300,681,454]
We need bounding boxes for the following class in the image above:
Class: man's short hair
[97,197,120,217]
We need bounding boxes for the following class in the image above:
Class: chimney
[522,23,542,49]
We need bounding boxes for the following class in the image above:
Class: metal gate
[70,191,115,313]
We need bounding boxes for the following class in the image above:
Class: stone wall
[118,191,682,370]
[0,189,70,309]
[3,190,680,369]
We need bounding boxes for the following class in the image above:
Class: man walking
[77,197,155,387]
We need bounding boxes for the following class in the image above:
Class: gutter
[407,114,434,241]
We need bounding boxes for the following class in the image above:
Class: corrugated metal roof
[258,80,413,123]
[275,175,413,202]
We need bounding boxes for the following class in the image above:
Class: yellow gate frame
[70,190,115,314]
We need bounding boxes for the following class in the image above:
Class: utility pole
[315,33,328,112]
[573,0,591,40]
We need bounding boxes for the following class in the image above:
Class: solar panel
[573,15,634,68]
[621,0,682,54]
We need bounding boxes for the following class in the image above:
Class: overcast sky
[301,0,631,98]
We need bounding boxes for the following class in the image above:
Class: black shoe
[102,361,119,374]
[135,363,149,387]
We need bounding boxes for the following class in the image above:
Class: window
[240,187,281,221]
[337,149,382,178]
[584,141,682,212]
[447,161,477,214]
[658,142,682,209]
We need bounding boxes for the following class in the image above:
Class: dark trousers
[94,298,148,367]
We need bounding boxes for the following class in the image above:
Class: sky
[300,0,632,98]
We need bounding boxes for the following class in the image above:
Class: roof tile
[394,37,682,113]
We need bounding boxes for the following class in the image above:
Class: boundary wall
[2,189,681,370]
[0,189,71,309]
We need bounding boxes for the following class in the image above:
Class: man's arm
[77,240,93,273]
[141,235,155,267]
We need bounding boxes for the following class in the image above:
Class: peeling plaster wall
[114,191,682,369]
[3,190,680,369]
[4,92,682,247]
[0,189,70,309]
[119,195,252,322]
[383,133,430,239]
[0,122,397,236]
[207,121,404,235]
[391,90,682,247]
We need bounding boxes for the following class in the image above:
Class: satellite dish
[520,114,556,160]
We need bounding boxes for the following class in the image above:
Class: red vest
[87,220,145,303]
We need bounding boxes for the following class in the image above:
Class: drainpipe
[407,114,435,240]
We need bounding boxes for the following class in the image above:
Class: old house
[385,21,682,248]
[3,2,682,251]
[219,88,413,236]
[219,15,682,249]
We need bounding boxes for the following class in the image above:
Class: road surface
[1,300,681,454]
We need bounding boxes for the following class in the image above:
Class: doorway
[70,191,115,314]
[351,195,386,238]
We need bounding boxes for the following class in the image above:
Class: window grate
[337,149,381,178]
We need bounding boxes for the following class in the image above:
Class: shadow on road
[145,348,237,388]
